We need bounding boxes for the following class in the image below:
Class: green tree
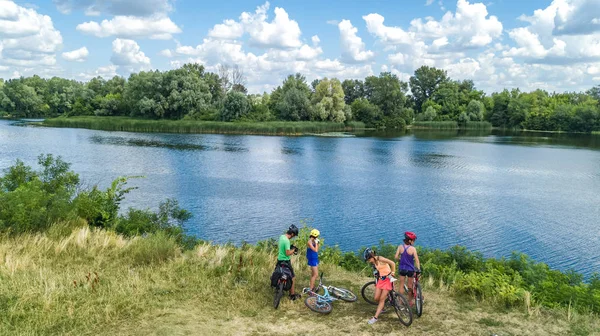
[466,100,485,121]
[409,66,449,111]
[341,79,365,105]
[351,98,382,127]
[433,81,461,119]
[311,78,346,122]
[271,74,312,121]
[364,72,408,117]
[416,106,437,121]
[277,88,312,121]
[489,90,511,127]
[221,91,250,121]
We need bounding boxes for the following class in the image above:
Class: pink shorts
[376,277,393,291]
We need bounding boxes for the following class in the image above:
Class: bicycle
[361,268,413,326]
[302,272,357,314]
[403,270,423,317]
[272,262,293,309]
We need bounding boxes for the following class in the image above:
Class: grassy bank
[411,121,493,130]
[2,156,599,335]
[1,225,598,336]
[41,117,365,135]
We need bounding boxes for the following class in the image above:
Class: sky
[1,0,600,94]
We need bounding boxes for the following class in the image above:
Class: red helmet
[404,231,417,240]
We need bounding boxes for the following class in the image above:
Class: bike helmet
[404,231,417,241]
[287,224,299,236]
[310,229,320,237]
[363,248,376,261]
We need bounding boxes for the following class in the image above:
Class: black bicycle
[272,262,293,309]
[361,269,413,326]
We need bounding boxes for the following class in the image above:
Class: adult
[277,224,300,300]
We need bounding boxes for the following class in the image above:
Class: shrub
[125,231,180,266]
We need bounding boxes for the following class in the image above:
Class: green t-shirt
[278,234,291,261]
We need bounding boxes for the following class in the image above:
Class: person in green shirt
[276,224,300,300]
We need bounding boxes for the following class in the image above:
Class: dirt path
[105,289,582,336]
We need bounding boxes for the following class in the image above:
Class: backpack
[270,264,293,290]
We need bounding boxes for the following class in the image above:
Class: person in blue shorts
[306,229,320,291]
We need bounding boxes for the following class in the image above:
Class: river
[1,119,599,276]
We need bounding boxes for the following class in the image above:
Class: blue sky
[1,0,600,93]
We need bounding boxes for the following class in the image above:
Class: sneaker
[367,317,378,325]
[289,293,301,301]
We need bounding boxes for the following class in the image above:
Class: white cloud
[76,64,119,80]
[62,46,89,62]
[426,0,435,5]
[76,15,181,40]
[110,38,151,75]
[338,20,374,63]
[364,13,414,45]
[201,2,304,49]
[208,19,244,40]
[311,35,320,46]
[53,0,174,17]
[240,2,302,49]
[409,0,502,48]
[505,0,600,64]
[159,49,173,57]
[553,0,600,35]
[0,0,62,74]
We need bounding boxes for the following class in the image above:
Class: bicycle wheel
[391,292,413,327]
[361,281,377,305]
[273,282,284,309]
[415,284,423,317]
[304,296,333,314]
[330,287,358,302]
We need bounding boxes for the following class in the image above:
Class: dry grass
[1,226,598,336]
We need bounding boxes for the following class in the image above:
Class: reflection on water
[89,134,250,152]
[90,135,210,151]
[1,119,600,277]
[362,128,600,150]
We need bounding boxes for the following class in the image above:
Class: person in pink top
[364,248,396,325]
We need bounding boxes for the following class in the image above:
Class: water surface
[1,120,599,276]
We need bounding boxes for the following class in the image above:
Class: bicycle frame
[402,272,421,296]
[302,274,338,308]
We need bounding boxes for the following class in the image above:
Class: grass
[464,121,493,130]
[411,121,492,130]
[41,117,366,136]
[412,121,459,130]
[1,224,598,336]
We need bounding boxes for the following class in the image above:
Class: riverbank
[1,157,599,335]
[1,225,597,336]
[41,116,367,136]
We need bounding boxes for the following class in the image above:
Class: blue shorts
[308,258,319,267]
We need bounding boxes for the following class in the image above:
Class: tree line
[1,63,599,133]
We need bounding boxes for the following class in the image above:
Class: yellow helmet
[310,229,320,237]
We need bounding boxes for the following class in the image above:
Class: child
[395,231,421,306]
[363,248,396,325]
[306,229,320,291]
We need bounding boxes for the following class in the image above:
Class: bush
[0,155,79,233]
[0,156,196,247]
[125,231,180,266]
